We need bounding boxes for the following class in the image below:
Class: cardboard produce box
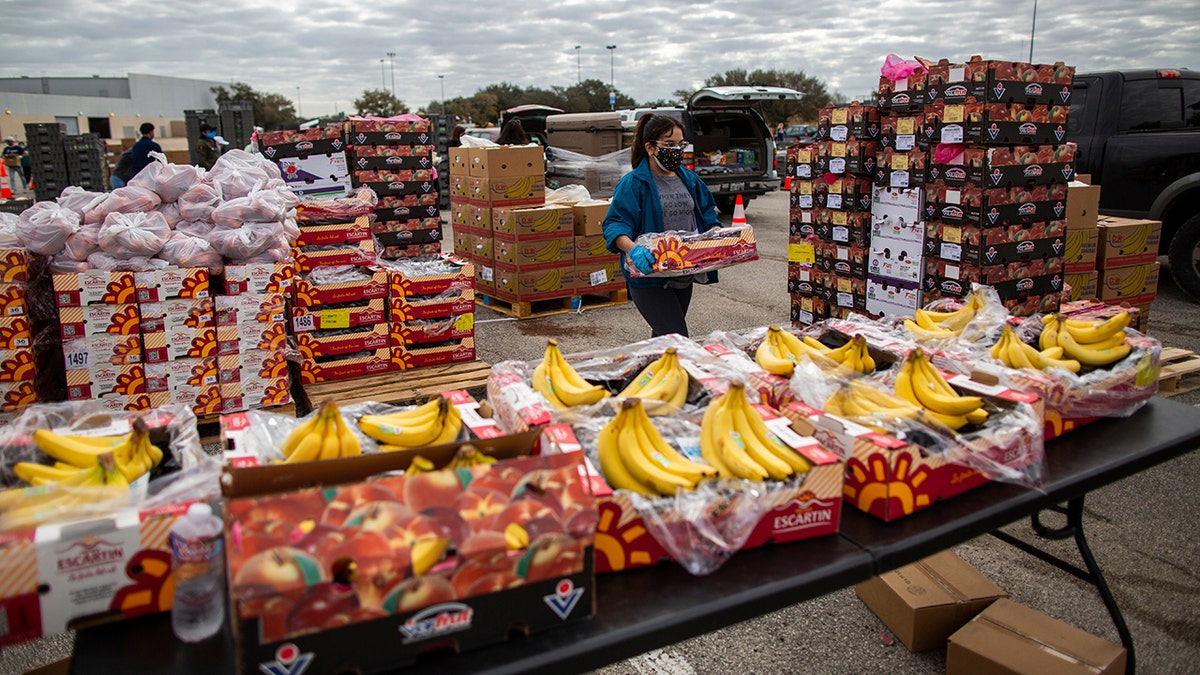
[466,144,545,178]
[1065,270,1098,302]
[223,262,296,296]
[856,551,1007,651]
[299,348,392,384]
[468,175,545,207]
[1064,227,1097,273]
[493,233,574,270]
[133,266,210,303]
[1096,216,1161,269]
[1065,179,1101,231]
[392,336,476,370]
[492,263,574,302]
[947,599,1126,675]
[572,200,610,236]
[492,204,572,240]
[52,270,136,307]
[1098,261,1159,306]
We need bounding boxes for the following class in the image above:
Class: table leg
[989,496,1136,674]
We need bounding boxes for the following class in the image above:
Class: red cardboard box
[294,217,372,247]
[391,336,476,369]
[929,143,1075,188]
[389,315,474,346]
[292,267,388,307]
[387,260,474,297]
[1096,216,1161,269]
[924,219,1067,267]
[223,262,297,296]
[300,348,392,384]
[290,298,387,332]
[293,239,376,274]
[295,323,390,358]
[52,270,137,307]
[389,288,476,322]
[924,182,1067,227]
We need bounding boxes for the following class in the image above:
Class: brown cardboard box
[1096,216,1161,269]
[1065,270,1098,302]
[572,200,611,236]
[947,599,1126,675]
[574,233,616,262]
[493,232,573,269]
[1098,261,1159,306]
[1064,227,1098,273]
[492,204,572,239]
[1065,180,1101,231]
[467,145,545,178]
[855,551,1007,652]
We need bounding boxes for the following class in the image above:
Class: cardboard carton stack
[918,57,1076,317]
[1095,213,1161,330]
[217,263,293,412]
[257,125,352,200]
[347,119,442,260]
[137,266,222,415]
[0,250,38,422]
[54,270,147,410]
[1063,175,1101,302]
[787,102,880,325]
[570,200,624,297]
[292,265,391,384]
[387,260,477,370]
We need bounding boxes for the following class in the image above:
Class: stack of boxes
[348,118,441,261]
[919,58,1076,317]
[217,265,292,413]
[1095,213,1161,329]
[1063,177,1101,302]
[388,261,476,370]
[139,266,221,414]
[292,266,391,384]
[0,251,37,422]
[55,270,146,410]
[570,201,623,296]
[257,125,352,199]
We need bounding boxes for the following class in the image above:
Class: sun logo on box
[652,237,691,272]
[843,451,936,518]
[592,501,657,571]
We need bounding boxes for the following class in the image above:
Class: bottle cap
[187,502,213,519]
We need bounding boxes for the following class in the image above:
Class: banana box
[574,234,617,262]
[492,205,572,240]
[492,263,575,302]
[469,233,493,261]
[468,174,545,207]
[216,293,288,327]
[291,298,387,333]
[1098,262,1159,306]
[216,322,288,355]
[63,333,144,368]
[1066,179,1101,231]
[294,216,372,247]
[389,288,475,322]
[293,239,376,274]
[0,379,37,412]
[295,323,390,359]
[475,261,495,294]
[378,243,443,260]
[52,270,137,307]
[450,200,471,228]
[468,204,492,232]
[223,261,297,296]
[300,348,392,384]
[493,232,574,270]
[450,171,471,198]
[390,315,474,346]
[539,414,843,574]
[467,144,545,178]
[217,349,290,384]
[572,200,611,236]
[139,297,216,334]
[1096,216,1161,269]
[292,267,388,308]
[133,265,210,303]
[58,303,141,341]
[0,499,197,648]
[1064,227,1098,273]
[65,364,146,401]
[572,260,625,294]
[453,228,472,259]
[1065,271,1098,302]
[141,326,218,363]
[391,336,476,370]
[0,283,26,318]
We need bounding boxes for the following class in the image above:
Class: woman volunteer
[603,114,721,337]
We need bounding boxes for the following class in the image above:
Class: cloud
[1,0,1197,117]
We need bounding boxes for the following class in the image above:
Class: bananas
[1035,312,1132,368]
[2,452,130,531]
[597,398,717,496]
[1117,221,1151,256]
[359,397,462,450]
[446,444,497,468]
[823,379,925,431]
[280,401,361,463]
[755,325,821,376]
[991,323,1081,373]
[1065,229,1086,263]
[531,339,610,408]
[905,289,984,338]
[28,420,163,485]
[532,238,564,262]
[618,347,689,413]
[1114,263,1149,296]
[526,267,565,292]
[801,334,876,375]
[697,382,812,482]
[894,350,987,430]
[504,175,537,199]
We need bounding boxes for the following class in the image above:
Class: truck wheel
[716,196,735,214]
[1168,213,1200,303]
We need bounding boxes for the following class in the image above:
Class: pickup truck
[1068,69,1200,300]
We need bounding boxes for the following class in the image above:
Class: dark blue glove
[629,245,655,274]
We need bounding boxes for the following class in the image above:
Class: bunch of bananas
[281,401,361,463]
[1117,222,1152,255]
[894,350,989,431]
[532,238,564,262]
[530,268,564,292]
[618,348,689,413]
[991,323,1081,373]
[359,397,462,450]
[823,380,923,423]
[755,325,819,376]
[1,452,130,531]
[447,445,497,468]
[903,289,984,337]
[1039,312,1131,368]
[23,420,163,484]
[699,382,812,482]
[532,339,610,408]
[1111,265,1150,297]
[801,334,876,375]
[504,175,537,199]
[597,398,716,496]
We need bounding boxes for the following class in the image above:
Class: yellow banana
[411,538,450,575]
[544,340,609,407]
[708,385,769,481]
[32,429,134,469]
[1057,329,1131,367]
[904,351,984,417]
[14,462,82,485]
[1039,314,1060,351]
[280,411,323,458]
[698,393,735,478]
[730,392,811,474]
[429,403,462,445]
[1040,346,1065,360]
[628,400,715,484]
[360,398,446,447]
[755,334,795,376]
[286,414,325,463]
[773,326,818,362]
[1061,312,1130,344]
[333,410,360,457]
[318,407,341,461]
[727,399,792,480]
[616,401,693,495]
[597,407,657,495]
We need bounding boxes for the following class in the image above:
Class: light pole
[575,45,581,84]
[439,75,445,115]
[606,45,617,110]
[387,51,396,96]
[296,86,302,119]
[380,59,386,90]
[1029,0,1038,62]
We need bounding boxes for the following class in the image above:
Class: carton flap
[950,599,1126,674]
[880,551,1005,609]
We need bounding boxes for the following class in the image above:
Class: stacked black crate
[62,134,108,192]
[184,109,219,166]
[432,113,455,210]
[24,123,69,201]
[347,119,441,260]
[219,101,255,152]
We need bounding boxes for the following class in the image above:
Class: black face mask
[655,146,684,173]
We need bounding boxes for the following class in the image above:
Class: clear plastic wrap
[99,211,172,258]
[280,216,300,244]
[177,182,224,222]
[87,251,152,272]
[544,185,593,205]
[49,257,91,274]
[545,147,631,198]
[61,221,103,262]
[56,186,106,217]
[0,212,22,247]
[899,284,1010,348]
[209,221,284,259]
[237,237,290,263]
[210,188,292,228]
[158,232,224,273]
[174,219,217,238]
[206,149,281,199]
[294,186,378,223]
[156,200,183,228]
[16,201,81,255]
[83,186,162,225]
[129,151,204,203]
[624,226,758,278]
[306,264,373,285]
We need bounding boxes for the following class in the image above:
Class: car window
[1067,84,1088,134]
[1118,80,1183,132]
[1186,81,1200,128]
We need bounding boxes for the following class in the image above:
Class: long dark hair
[631,114,685,168]
[497,119,529,145]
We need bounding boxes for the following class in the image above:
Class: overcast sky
[2,0,1197,117]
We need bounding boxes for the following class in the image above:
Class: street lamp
[575,45,581,84]
[296,86,302,119]
[1029,0,1038,62]
[380,59,386,90]
[387,51,396,96]
[439,75,445,115]
[606,45,617,110]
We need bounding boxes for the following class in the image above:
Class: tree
[354,89,409,117]
[695,69,834,125]
[211,82,298,131]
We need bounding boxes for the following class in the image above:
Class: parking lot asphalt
[3,189,1198,674]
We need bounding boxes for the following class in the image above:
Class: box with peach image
[220,434,594,674]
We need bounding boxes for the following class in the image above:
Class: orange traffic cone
[0,163,12,199]
[784,175,792,191]
[731,194,747,226]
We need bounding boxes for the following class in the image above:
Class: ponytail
[631,114,685,169]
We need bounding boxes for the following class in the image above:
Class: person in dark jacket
[603,114,720,338]
[496,119,529,145]
[196,123,220,170]
[448,125,466,148]
[130,122,163,177]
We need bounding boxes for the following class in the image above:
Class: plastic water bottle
[170,502,225,643]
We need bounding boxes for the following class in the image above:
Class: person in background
[496,119,529,145]
[111,148,135,188]
[774,122,785,144]
[448,125,466,148]
[2,136,26,191]
[19,150,29,186]
[196,123,220,170]
[131,122,162,177]
[603,114,721,338]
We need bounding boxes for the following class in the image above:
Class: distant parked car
[781,124,818,145]
[464,127,501,142]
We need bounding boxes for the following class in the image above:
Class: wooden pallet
[294,359,492,414]
[1158,348,1200,396]
[196,402,296,447]
[476,289,628,319]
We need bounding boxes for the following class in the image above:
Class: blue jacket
[130,136,163,176]
[603,158,722,289]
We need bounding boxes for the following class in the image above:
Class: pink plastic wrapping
[881,54,927,81]
[210,188,293,228]
[177,182,224,222]
[56,186,106,217]
[174,219,217,238]
[294,186,378,223]
[206,149,281,199]
[49,257,91,274]
[624,226,758,278]
[61,221,103,262]
[280,217,300,243]
[83,186,162,224]
[99,211,172,258]
[86,251,153,272]
[156,201,183,228]
[129,151,204,203]
[16,201,81,255]
[158,232,224,273]
[209,221,285,259]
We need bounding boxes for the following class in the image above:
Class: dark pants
[628,284,694,338]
